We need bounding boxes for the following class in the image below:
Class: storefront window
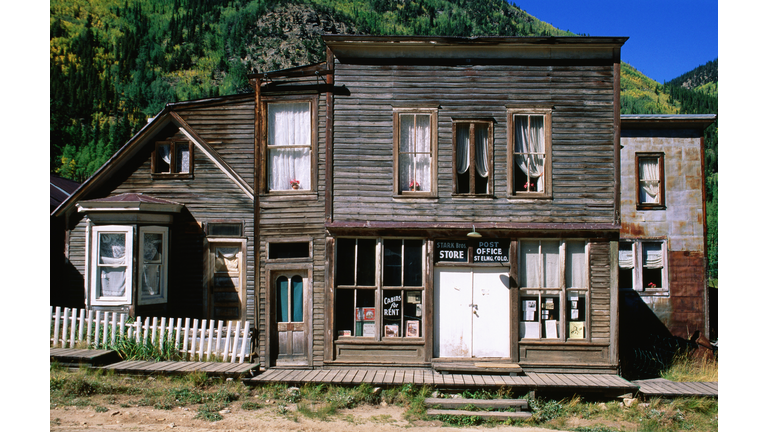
[335,238,424,340]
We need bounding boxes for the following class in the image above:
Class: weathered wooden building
[319,36,626,373]
[619,114,716,346]
[53,36,718,376]
[51,94,257,322]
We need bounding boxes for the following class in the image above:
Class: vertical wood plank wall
[331,63,617,223]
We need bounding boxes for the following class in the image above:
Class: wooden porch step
[424,397,528,410]
[50,348,122,367]
[433,362,523,375]
[427,408,532,420]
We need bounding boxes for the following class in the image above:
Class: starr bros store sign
[435,240,509,263]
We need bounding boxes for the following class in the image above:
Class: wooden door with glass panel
[209,243,244,321]
[273,271,308,365]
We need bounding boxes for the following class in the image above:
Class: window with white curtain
[519,240,589,341]
[618,240,667,294]
[508,108,551,197]
[394,108,437,195]
[153,141,192,176]
[636,153,665,208]
[454,120,492,195]
[89,225,170,306]
[267,101,312,192]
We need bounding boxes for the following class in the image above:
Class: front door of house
[209,243,245,320]
[273,271,309,365]
[434,267,510,358]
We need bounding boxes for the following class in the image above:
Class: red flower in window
[524,181,536,191]
[409,180,420,191]
[648,282,657,288]
[290,179,300,189]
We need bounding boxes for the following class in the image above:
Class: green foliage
[528,396,564,422]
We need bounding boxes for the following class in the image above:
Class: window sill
[392,194,438,201]
[260,191,318,200]
[335,337,425,345]
[451,194,496,200]
[519,340,605,346]
[152,173,193,180]
[637,204,666,211]
[507,193,552,200]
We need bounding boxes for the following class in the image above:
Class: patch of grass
[297,401,337,420]
[528,396,564,422]
[435,413,483,426]
[661,352,718,382]
[241,401,262,410]
[194,403,225,422]
[94,405,109,413]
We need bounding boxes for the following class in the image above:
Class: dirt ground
[50,398,567,432]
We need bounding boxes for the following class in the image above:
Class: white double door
[435,267,510,358]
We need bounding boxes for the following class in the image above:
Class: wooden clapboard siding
[589,240,612,343]
[256,83,328,368]
[63,97,257,324]
[332,64,617,224]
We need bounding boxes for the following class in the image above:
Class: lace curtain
[176,145,190,173]
[99,233,126,297]
[565,242,586,288]
[141,233,163,296]
[639,158,659,203]
[268,102,311,190]
[619,245,634,269]
[456,124,489,178]
[520,240,560,288]
[399,114,431,192]
[514,115,545,190]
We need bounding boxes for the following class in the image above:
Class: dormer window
[153,141,193,178]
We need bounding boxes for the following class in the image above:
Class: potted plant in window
[290,179,300,190]
[409,180,420,191]
[523,181,536,191]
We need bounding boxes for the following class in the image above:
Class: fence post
[143,317,150,345]
[119,313,126,343]
[61,308,70,349]
[215,320,224,360]
[230,321,242,363]
[102,312,110,348]
[69,308,78,348]
[238,321,251,363]
[205,321,215,361]
[182,318,191,360]
[49,306,54,346]
[150,317,158,345]
[159,317,167,348]
[78,309,86,345]
[52,307,62,347]
[190,319,199,361]
[93,311,101,349]
[86,310,94,347]
[198,320,208,361]
[222,322,232,363]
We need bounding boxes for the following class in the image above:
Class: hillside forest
[49,0,717,280]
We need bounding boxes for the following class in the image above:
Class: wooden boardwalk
[101,360,259,377]
[50,348,121,366]
[633,378,718,398]
[245,368,639,396]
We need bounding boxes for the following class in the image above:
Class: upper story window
[153,141,193,178]
[393,108,437,196]
[453,120,493,196]
[636,153,665,209]
[265,99,315,192]
[507,108,552,198]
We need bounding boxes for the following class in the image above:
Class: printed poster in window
[363,323,376,337]
[363,308,375,321]
[569,322,585,339]
[384,324,399,338]
[406,320,420,338]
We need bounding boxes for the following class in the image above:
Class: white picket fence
[50,306,252,363]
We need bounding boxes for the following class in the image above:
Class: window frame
[635,152,666,210]
[506,107,552,199]
[518,239,590,342]
[89,225,135,306]
[152,140,194,179]
[137,226,169,305]
[452,119,494,197]
[334,237,426,341]
[619,240,668,295]
[208,238,247,320]
[260,95,318,195]
[393,107,438,198]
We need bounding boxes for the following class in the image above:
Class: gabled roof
[50,174,80,209]
[52,94,255,217]
[621,114,717,130]
[76,193,183,213]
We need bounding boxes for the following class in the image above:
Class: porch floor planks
[633,378,717,398]
[331,370,350,384]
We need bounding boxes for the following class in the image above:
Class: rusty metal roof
[50,174,81,210]
[621,114,717,130]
